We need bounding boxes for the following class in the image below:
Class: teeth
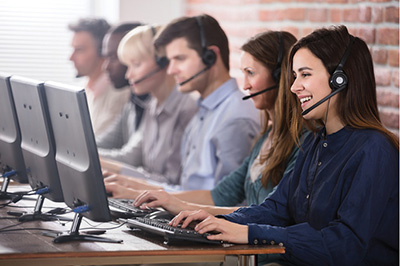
[300,96,312,104]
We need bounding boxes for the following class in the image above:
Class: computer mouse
[145,210,175,221]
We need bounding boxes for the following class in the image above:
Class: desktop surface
[0,186,284,266]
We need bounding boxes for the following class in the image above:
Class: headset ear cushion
[329,70,348,91]
[202,49,216,67]
[272,67,281,83]
[156,56,170,69]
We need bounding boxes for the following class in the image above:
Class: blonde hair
[117,24,162,66]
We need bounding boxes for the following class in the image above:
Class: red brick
[359,6,372,22]
[308,8,329,22]
[356,27,376,44]
[380,110,399,129]
[372,47,388,65]
[372,6,384,23]
[343,8,359,22]
[377,89,399,108]
[393,69,399,88]
[375,67,392,86]
[259,9,285,21]
[384,6,399,23]
[330,8,342,23]
[284,8,307,21]
[377,27,399,45]
[388,49,399,67]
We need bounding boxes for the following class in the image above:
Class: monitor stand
[15,194,72,222]
[42,212,123,244]
[0,175,12,200]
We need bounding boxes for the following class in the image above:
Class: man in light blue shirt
[104,14,259,195]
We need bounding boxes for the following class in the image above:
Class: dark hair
[242,31,302,188]
[154,14,230,71]
[68,18,111,56]
[108,22,143,36]
[288,25,399,149]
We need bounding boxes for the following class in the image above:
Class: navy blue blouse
[223,127,399,265]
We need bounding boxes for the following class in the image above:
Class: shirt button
[270,240,275,245]
[306,194,309,199]
[253,239,259,244]
[318,161,322,166]
[323,142,328,148]
[279,242,284,247]
[262,240,267,244]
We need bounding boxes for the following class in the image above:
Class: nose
[125,66,133,81]
[69,52,74,62]
[103,59,110,72]
[166,60,177,76]
[242,76,251,91]
[290,77,303,95]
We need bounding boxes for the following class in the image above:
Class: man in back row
[105,14,260,193]
[68,18,130,136]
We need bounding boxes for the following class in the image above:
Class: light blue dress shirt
[179,78,260,190]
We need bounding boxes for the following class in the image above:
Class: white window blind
[0,0,92,86]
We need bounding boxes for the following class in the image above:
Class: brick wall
[185,0,399,134]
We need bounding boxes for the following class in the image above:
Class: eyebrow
[297,66,313,72]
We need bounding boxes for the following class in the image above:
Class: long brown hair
[287,25,399,149]
[242,31,304,188]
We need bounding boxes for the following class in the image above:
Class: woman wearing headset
[101,25,198,186]
[170,25,399,266]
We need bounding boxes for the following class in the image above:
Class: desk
[0,193,284,266]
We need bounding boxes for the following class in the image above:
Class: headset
[272,31,283,83]
[132,26,169,85]
[150,26,169,69]
[329,35,355,91]
[242,31,283,100]
[195,16,217,68]
[301,35,355,115]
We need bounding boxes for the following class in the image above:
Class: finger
[133,191,150,206]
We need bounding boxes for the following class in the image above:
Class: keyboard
[108,198,154,218]
[123,217,223,245]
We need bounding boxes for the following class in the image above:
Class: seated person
[110,31,305,216]
[96,22,152,166]
[104,14,260,192]
[169,26,399,266]
[101,25,198,186]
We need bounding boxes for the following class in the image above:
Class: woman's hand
[170,210,249,244]
[134,190,187,215]
[104,182,143,199]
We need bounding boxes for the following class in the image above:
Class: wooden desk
[0,194,284,266]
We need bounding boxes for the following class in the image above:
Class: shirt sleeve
[212,118,259,185]
[210,155,250,206]
[96,112,125,149]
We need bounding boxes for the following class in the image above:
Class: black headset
[195,16,217,68]
[329,35,355,91]
[150,26,169,69]
[272,32,283,83]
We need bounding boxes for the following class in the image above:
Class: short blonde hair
[117,24,162,66]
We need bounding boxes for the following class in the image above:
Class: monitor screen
[44,81,111,222]
[10,76,63,202]
[0,73,28,184]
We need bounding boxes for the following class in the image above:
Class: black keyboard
[123,217,223,245]
[108,198,154,218]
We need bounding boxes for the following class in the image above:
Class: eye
[301,73,311,78]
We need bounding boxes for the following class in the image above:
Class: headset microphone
[179,66,210,86]
[242,85,278,100]
[133,67,164,85]
[301,35,355,116]
[301,86,345,116]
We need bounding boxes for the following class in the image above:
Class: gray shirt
[120,87,198,185]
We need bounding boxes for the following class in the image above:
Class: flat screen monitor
[44,81,118,243]
[0,73,28,196]
[10,76,64,210]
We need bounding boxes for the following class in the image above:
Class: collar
[197,78,238,110]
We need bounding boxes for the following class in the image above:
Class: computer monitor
[43,81,120,243]
[10,76,66,221]
[0,73,28,199]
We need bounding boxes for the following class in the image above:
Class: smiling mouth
[300,96,312,107]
